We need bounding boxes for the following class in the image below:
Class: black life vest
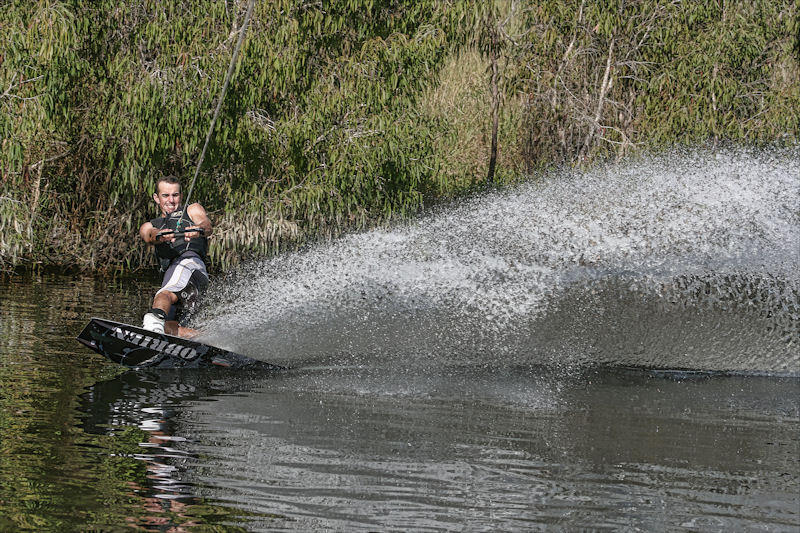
[151,210,208,272]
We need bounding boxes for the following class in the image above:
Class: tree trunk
[487,44,499,185]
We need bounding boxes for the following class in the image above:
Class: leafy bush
[1,1,797,273]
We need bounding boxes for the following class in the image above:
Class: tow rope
[179,0,256,224]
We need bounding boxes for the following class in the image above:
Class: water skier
[139,176,213,336]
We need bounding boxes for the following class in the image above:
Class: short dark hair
[155,175,181,193]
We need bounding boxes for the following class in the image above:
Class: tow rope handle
[156,228,205,240]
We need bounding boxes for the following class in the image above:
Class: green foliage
[517,0,799,166]
[2,0,474,272]
[1,0,797,272]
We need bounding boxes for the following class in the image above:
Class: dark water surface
[1,274,798,531]
[1,149,799,531]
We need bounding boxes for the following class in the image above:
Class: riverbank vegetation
[2,1,797,273]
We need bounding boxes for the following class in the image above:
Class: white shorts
[156,254,209,297]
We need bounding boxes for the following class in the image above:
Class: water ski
[77,317,282,370]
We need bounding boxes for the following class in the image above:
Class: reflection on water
[1,277,798,531]
[0,276,256,531]
[82,364,799,532]
[84,373,197,502]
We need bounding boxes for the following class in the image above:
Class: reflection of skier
[139,176,212,336]
[128,399,199,526]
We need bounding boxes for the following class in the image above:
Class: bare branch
[581,37,615,156]
[1,73,45,100]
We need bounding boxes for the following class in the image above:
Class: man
[139,176,213,336]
